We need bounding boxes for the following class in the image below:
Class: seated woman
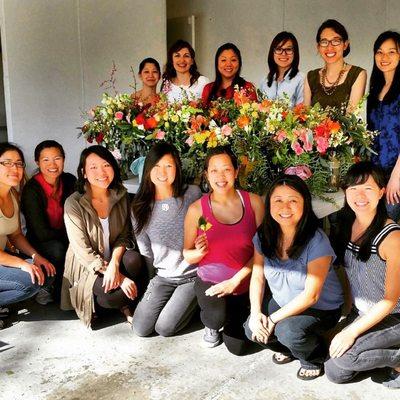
[325,162,400,389]
[131,142,201,337]
[21,140,76,302]
[184,146,264,355]
[244,174,343,380]
[161,40,209,103]
[259,31,304,107]
[61,145,145,327]
[131,57,161,106]
[0,143,55,329]
[304,19,366,111]
[202,43,258,107]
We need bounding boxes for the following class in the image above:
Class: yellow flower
[171,114,179,123]
[251,111,259,119]
[207,132,218,148]
[164,121,170,128]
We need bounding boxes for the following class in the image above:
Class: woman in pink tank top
[184,146,264,354]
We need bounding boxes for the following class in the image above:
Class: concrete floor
[1,301,399,400]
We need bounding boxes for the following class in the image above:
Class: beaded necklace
[320,63,347,96]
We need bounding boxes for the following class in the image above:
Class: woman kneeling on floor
[61,145,145,327]
[244,174,343,380]
[325,162,400,389]
[184,146,264,355]
[131,142,201,337]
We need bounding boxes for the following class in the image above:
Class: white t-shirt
[99,217,111,262]
[162,75,210,103]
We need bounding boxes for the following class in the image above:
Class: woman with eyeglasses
[0,143,55,330]
[21,140,76,303]
[304,19,366,111]
[367,31,400,223]
[259,32,304,107]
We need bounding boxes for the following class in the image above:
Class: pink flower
[291,141,304,155]
[299,129,313,152]
[115,111,124,120]
[284,165,313,180]
[155,129,166,140]
[89,108,96,118]
[276,130,287,142]
[316,137,329,154]
[111,148,122,160]
[185,136,194,146]
[221,125,232,136]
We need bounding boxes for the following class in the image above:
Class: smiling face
[206,153,238,194]
[375,38,400,74]
[270,184,304,228]
[217,49,240,81]
[139,62,160,89]
[84,153,115,190]
[345,175,385,216]
[0,150,24,187]
[318,27,348,64]
[172,47,193,74]
[37,147,64,184]
[150,153,176,189]
[274,39,294,71]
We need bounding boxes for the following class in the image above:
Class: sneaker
[35,288,53,305]
[203,327,222,348]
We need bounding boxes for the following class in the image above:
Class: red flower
[144,116,157,130]
[135,113,146,126]
[95,132,104,143]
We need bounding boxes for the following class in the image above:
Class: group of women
[0,18,399,388]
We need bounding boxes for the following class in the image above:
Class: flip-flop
[272,352,295,365]
[297,366,324,381]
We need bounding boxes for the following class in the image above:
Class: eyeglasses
[319,38,343,47]
[274,47,294,55]
[0,160,26,168]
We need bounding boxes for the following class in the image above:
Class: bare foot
[120,306,133,325]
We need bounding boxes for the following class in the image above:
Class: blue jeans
[0,265,41,306]
[244,297,341,368]
[386,202,400,222]
[325,312,400,383]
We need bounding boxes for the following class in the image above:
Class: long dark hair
[316,19,350,57]
[0,142,25,163]
[368,31,400,114]
[207,43,246,102]
[335,161,387,263]
[76,145,123,194]
[267,31,300,87]
[161,40,200,88]
[132,142,186,234]
[258,174,319,259]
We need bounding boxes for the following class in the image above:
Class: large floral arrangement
[80,88,377,197]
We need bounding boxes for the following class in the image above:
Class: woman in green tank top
[304,19,367,111]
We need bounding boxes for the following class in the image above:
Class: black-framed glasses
[274,47,294,55]
[319,38,343,47]
[0,160,26,168]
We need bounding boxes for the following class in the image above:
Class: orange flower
[237,115,250,128]
[234,90,250,106]
[293,103,308,122]
[258,99,272,113]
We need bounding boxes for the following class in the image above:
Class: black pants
[194,277,250,356]
[93,250,146,311]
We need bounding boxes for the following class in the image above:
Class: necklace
[320,63,347,96]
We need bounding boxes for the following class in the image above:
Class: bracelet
[268,315,276,325]
[31,253,36,262]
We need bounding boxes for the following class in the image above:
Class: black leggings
[93,250,146,310]
[194,277,250,356]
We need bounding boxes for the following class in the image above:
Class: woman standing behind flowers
[0,143,55,329]
[184,146,264,354]
[244,174,343,380]
[61,146,145,327]
[202,43,257,107]
[325,162,400,389]
[368,31,400,222]
[161,40,209,103]
[131,58,161,106]
[21,140,76,303]
[304,19,366,111]
[259,31,304,107]
[131,142,201,337]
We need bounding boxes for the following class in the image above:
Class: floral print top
[368,95,400,170]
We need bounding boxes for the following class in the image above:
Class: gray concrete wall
[0,0,166,173]
[167,0,399,88]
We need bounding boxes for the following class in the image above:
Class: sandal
[272,352,295,365]
[297,366,324,381]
